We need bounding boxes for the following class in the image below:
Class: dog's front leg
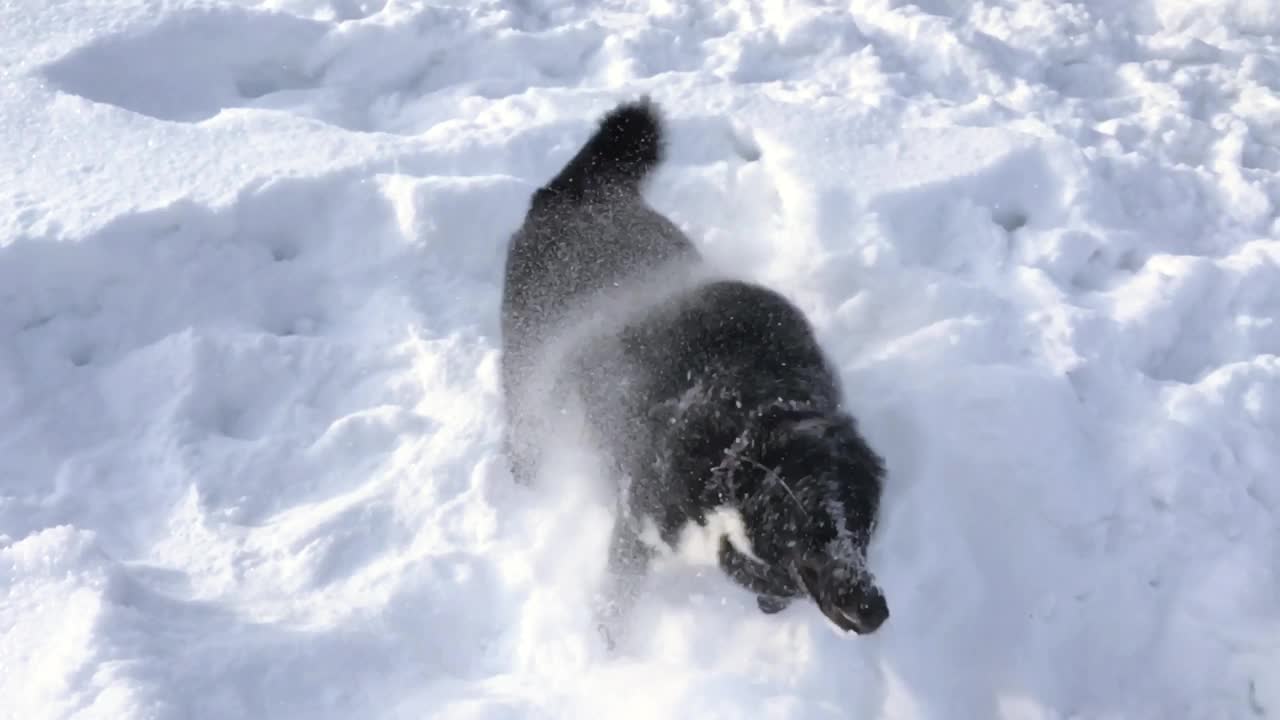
[717,537,798,615]
[593,511,654,650]
[500,361,541,487]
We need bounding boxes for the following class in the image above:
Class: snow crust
[3,0,1279,718]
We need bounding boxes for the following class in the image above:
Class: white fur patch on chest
[635,506,761,566]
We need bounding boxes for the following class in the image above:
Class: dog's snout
[842,587,889,634]
[796,555,889,635]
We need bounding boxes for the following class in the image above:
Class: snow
[2,0,1279,717]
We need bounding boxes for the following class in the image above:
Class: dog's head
[724,406,890,634]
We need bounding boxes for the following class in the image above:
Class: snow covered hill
[3,0,1279,718]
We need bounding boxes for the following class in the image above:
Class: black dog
[500,98,889,638]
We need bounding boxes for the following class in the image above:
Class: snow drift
[2,0,1279,718]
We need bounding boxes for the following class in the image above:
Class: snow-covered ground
[3,0,1280,717]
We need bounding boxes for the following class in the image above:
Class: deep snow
[3,0,1280,718]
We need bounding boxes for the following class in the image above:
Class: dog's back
[501,99,698,346]
[500,98,701,484]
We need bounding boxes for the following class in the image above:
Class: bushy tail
[539,97,665,202]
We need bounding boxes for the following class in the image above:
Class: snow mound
[3,0,1279,718]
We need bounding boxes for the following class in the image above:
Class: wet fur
[499,98,888,638]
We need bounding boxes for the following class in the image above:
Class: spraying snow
[3,0,1279,718]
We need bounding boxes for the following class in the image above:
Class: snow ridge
[2,0,1279,718]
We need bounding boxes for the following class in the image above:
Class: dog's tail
[537,97,664,203]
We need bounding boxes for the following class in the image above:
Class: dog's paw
[504,448,536,487]
[593,609,630,654]
[757,595,792,614]
[590,588,634,654]
[596,622,619,652]
[510,463,534,487]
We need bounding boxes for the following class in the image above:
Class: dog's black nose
[757,595,791,614]
[793,553,890,634]
[841,590,889,634]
